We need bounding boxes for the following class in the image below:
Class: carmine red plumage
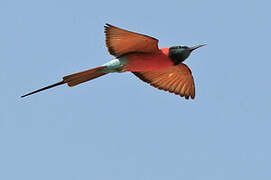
[123,48,173,72]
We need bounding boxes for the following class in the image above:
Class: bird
[21,24,205,99]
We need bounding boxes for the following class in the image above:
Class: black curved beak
[189,44,207,52]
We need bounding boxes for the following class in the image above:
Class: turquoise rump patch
[101,57,129,73]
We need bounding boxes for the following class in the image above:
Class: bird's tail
[21,66,107,98]
[63,66,107,87]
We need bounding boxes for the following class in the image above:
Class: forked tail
[21,66,107,98]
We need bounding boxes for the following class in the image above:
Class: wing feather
[105,24,159,57]
[132,64,195,99]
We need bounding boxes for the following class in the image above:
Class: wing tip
[105,23,113,27]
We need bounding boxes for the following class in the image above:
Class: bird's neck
[169,49,190,65]
[159,47,190,65]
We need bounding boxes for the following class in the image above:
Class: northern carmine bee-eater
[21,24,205,99]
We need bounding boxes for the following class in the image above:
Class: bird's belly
[123,53,174,72]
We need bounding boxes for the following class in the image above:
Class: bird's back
[123,48,174,72]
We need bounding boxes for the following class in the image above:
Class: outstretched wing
[133,64,195,99]
[105,24,160,57]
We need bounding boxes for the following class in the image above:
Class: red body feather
[123,48,174,72]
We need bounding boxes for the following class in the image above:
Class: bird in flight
[21,24,205,99]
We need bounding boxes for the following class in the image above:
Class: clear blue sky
[1,0,271,179]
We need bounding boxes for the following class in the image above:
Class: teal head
[169,44,206,65]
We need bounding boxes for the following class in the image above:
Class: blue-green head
[169,44,206,65]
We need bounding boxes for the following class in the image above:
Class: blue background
[1,0,271,179]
